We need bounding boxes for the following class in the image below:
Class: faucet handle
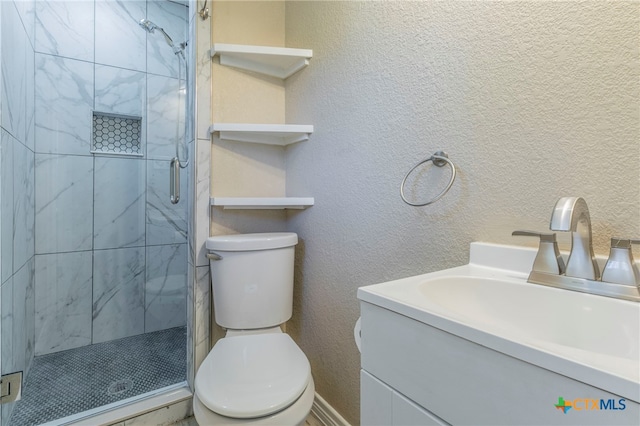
[512,230,566,275]
[513,230,556,242]
[602,237,640,286]
[611,237,640,248]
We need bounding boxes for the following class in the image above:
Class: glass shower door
[0,0,191,424]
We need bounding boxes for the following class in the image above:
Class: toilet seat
[193,376,315,426]
[195,333,311,419]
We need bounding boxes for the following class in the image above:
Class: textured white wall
[284,2,639,424]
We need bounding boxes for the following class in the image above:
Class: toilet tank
[206,233,298,330]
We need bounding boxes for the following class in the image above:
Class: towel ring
[400,151,456,206]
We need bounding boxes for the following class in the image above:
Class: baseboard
[309,393,351,426]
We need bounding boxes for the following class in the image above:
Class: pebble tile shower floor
[9,327,186,426]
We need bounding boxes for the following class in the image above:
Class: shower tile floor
[9,326,186,426]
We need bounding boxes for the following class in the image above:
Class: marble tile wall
[1,1,37,423]
[35,154,94,253]
[34,251,93,354]
[35,0,94,62]
[93,157,146,249]
[34,53,94,155]
[95,0,147,72]
[93,247,146,344]
[186,0,212,387]
[95,64,146,119]
[25,0,190,356]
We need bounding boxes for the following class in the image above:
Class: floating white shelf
[210,44,313,79]
[210,197,314,210]
[209,123,313,146]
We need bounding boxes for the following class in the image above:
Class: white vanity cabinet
[359,301,639,425]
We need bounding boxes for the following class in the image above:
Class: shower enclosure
[0,0,193,424]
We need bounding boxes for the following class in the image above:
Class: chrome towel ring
[400,151,456,206]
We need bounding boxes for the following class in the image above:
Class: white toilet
[193,233,315,425]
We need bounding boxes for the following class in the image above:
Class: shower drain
[107,379,134,396]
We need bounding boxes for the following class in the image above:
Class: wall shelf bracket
[210,43,313,79]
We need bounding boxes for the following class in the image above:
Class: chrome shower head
[139,18,185,60]
[139,19,158,33]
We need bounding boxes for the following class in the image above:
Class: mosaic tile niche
[92,112,142,156]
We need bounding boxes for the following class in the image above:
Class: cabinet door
[393,392,447,426]
[361,370,449,426]
[361,370,393,426]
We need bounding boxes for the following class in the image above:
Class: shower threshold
[9,327,187,426]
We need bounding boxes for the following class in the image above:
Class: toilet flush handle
[206,252,223,261]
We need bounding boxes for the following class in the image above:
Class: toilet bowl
[194,328,314,425]
[194,233,315,425]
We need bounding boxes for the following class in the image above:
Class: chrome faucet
[549,197,600,280]
[515,197,639,302]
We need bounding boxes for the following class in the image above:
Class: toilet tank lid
[206,232,298,251]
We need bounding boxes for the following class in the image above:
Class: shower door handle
[170,157,180,204]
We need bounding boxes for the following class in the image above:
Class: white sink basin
[358,242,640,402]
[419,275,639,360]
